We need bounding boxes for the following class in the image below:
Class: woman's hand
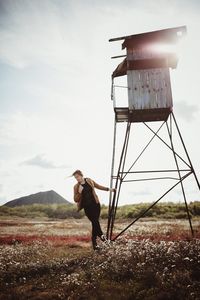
[110,188,116,192]
[78,185,83,193]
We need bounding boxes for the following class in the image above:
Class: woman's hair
[72,169,83,177]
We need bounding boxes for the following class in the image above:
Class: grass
[1,201,200,220]
[0,217,199,299]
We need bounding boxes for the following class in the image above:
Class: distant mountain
[3,190,72,207]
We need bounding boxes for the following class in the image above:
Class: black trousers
[84,201,103,249]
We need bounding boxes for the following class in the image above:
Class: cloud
[0,197,6,205]
[36,184,45,189]
[0,185,6,205]
[0,0,110,70]
[0,0,200,205]
[129,189,151,196]
[0,0,199,71]
[0,3,79,71]
[175,101,199,121]
[20,153,70,169]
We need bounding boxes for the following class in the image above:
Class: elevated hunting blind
[106,26,200,241]
[110,26,186,122]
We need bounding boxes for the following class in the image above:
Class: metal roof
[109,26,187,49]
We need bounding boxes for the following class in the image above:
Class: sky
[0,0,200,206]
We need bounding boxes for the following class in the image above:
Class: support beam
[112,171,192,241]
[166,115,194,236]
[107,121,131,240]
[107,113,199,241]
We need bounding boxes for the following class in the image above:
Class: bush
[190,201,200,216]
[0,201,199,220]
[0,203,84,219]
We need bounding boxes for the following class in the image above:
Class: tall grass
[0,201,199,219]
[101,201,200,219]
[0,203,84,219]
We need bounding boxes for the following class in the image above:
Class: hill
[3,190,72,207]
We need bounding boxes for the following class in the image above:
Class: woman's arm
[73,185,82,202]
[87,178,116,192]
[93,180,109,191]
[91,178,114,191]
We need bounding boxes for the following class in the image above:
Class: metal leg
[172,112,200,191]
[110,122,131,238]
[166,114,194,237]
[106,117,117,239]
[107,121,131,240]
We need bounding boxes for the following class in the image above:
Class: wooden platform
[114,107,172,123]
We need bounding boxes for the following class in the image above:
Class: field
[0,216,200,300]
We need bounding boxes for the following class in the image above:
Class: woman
[72,169,116,250]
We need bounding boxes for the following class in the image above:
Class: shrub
[0,204,84,219]
[0,201,199,220]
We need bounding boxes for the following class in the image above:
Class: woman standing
[72,170,116,250]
